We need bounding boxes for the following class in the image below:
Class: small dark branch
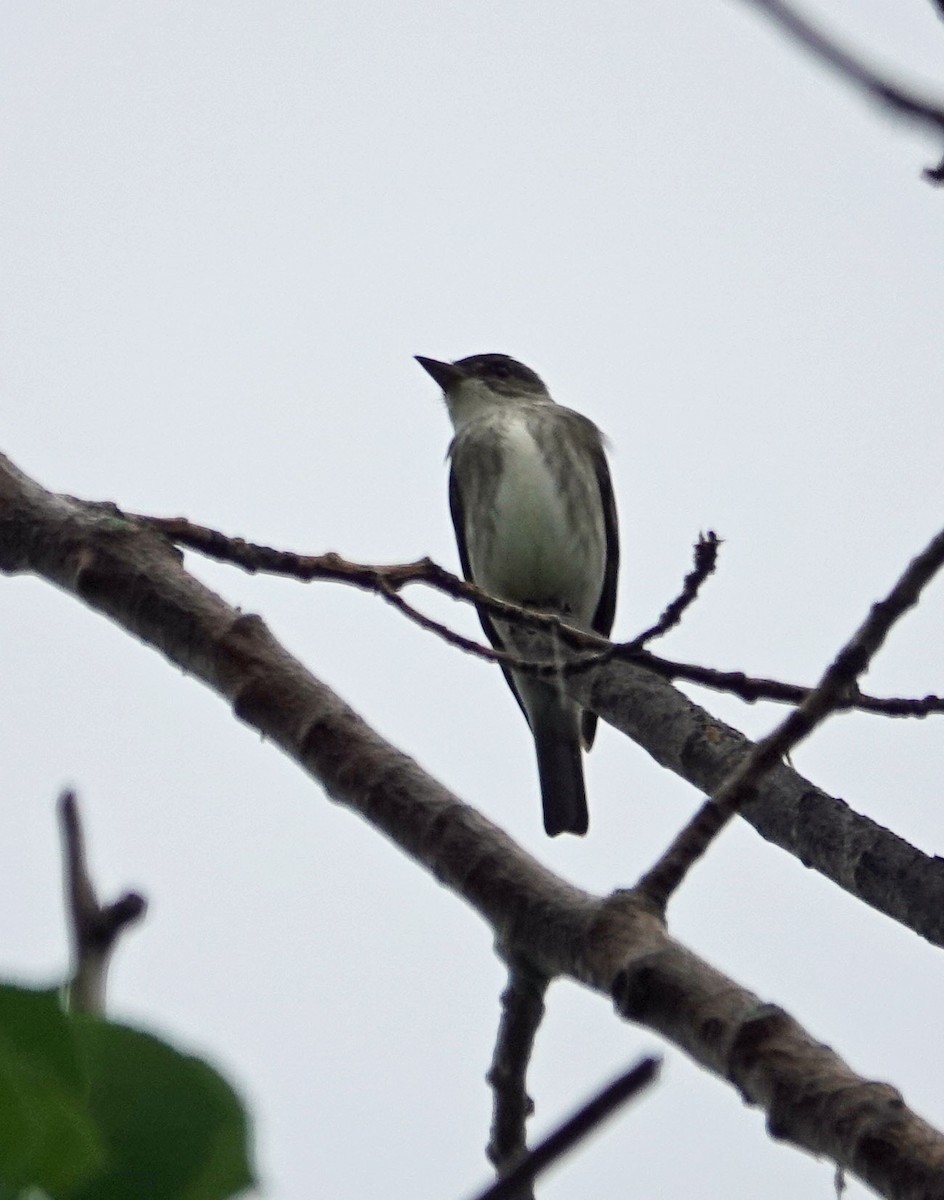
[59,791,146,1015]
[141,515,701,685]
[377,582,510,666]
[630,532,720,649]
[925,154,944,183]
[140,512,631,683]
[740,0,944,181]
[638,525,944,910]
[375,582,624,693]
[486,961,549,1198]
[640,652,944,717]
[138,514,601,647]
[470,1058,660,1200]
[140,514,440,589]
[141,512,944,720]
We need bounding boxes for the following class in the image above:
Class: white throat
[445,377,546,433]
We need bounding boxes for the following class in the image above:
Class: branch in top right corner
[739,0,944,182]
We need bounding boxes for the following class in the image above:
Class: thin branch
[377,580,512,665]
[143,512,944,719]
[140,513,451,589]
[138,515,662,686]
[486,961,550,1197]
[373,580,616,691]
[138,513,609,658]
[138,514,519,624]
[640,652,944,717]
[630,532,721,649]
[470,1058,661,1200]
[638,525,944,910]
[59,790,146,1015]
[739,0,944,181]
[139,514,944,718]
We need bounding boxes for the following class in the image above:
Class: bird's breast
[464,419,605,625]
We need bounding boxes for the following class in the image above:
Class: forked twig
[60,791,146,1014]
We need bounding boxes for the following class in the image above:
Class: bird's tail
[533,710,589,837]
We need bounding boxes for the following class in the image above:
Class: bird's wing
[581,434,620,749]
[448,458,530,724]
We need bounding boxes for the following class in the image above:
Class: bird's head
[415,353,550,428]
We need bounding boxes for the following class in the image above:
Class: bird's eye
[491,363,510,379]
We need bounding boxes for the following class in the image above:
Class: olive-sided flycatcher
[416,353,619,836]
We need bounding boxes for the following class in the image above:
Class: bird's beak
[415,356,466,390]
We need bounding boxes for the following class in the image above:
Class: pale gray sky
[3,2,944,1196]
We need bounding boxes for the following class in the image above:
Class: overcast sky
[3,2,944,1196]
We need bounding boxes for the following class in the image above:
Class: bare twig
[376,580,513,665]
[143,512,944,720]
[143,512,944,722]
[59,790,146,1015]
[739,0,944,181]
[638,525,944,909]
[138,514,635,684]
[639,652,944,717]
[138,513,605,652]
[485,961,549,1197]
[141,514,450,589]
[630,532,720,649]
[470,1058,660,1200]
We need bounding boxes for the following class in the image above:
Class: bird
[416,352,619,836]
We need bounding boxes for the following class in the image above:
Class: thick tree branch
[565,651,944,948]
[4,454,944,1193]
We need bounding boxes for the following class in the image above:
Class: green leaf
[71,1018,255,1200]
[0,985,254,1200]
[0,985,103,1195]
